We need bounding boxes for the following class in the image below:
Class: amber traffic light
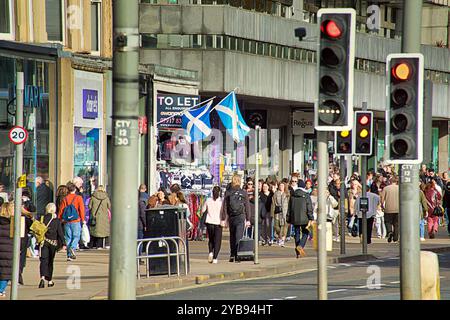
[354,111,373,155]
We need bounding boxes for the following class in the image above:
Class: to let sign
[156,94,200,129]
[114,120,131,146]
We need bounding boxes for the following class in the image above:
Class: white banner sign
[293,112,314,135]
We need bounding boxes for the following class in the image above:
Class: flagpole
[155,96,216,126]
[209,88,239,114]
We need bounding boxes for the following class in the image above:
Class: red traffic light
[321,20,343,39]
[358,115,370,125]
[392,63,412,81]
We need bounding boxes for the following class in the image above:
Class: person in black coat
[36,177,54,220]
[38,203,65,288]
[0,201,13,297]
[287,188,314,259]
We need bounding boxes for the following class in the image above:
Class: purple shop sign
[82,89,99,119]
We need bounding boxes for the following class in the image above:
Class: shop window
[229,0,241,7]
[242,0,254,9]
[74,127,100,196]
[206,35,214,48]
[0,0,14,40]
[255,0,265,12]
[141,34,157,48]
[46,0,65,42]
[91,0,101,54]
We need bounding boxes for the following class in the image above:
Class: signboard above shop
[292,111,314,135]
[156,94,200,129]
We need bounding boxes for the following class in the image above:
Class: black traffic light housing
[335,130,353,155]
[386,54,423,164]
[315,9,356,131]
[353,111,373,156]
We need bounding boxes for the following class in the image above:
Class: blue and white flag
[181,100,213,143]
[214,91,250,143]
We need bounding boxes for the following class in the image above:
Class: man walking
[58,183,85,261]
[355,190,380,245]
[380,176,399,243]
[221,174,251,262]
[36,176,53,220]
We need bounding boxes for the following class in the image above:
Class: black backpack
[228,189,246,217]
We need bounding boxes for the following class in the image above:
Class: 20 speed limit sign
[9,126,28,145]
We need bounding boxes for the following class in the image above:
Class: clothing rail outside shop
[136,236,188,278]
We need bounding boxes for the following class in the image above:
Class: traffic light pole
[339,156,346,254]
[399,0,422,301]
[317,131,328,300]
[109,0,139,300]
[11,72,24,300]
[361,102,368,255]
[254,126,260,265]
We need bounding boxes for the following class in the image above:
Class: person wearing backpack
[38,203,64,288]
[220,174,251,263]
[58,183,85,261]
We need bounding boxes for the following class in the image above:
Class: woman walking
[0,201,13,297]
[88,186,111,249]
[202,186,225,264]
[38,203,65,288]
[259,182,273,246]
[424,180,442,239]
[271,182,290,247]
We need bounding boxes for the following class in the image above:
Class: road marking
[328,289,348,294]
[356,261,368,264]
[269,298,283,300]
[389,281,400,284]
[338,263,352,267]
[328,266,337,269]
[284,296,297,300]
[356,283,387,289]
[388,257,399,260]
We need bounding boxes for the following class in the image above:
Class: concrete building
[0,0,113,196]
[139,0,449,188]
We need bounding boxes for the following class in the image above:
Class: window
[91,1,101,54]
[46,0,64,42]
[0,0,14,40]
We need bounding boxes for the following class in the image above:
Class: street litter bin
[144,206,190,275]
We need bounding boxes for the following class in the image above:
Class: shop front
[0,41,57,201]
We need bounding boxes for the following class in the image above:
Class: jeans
[64,222,82,257]
[294,225,309,249]
[262,216,272,242]
[445,209,450,235]
[419,219,425,239]
[375,216,386,238]
[0,280,8,293]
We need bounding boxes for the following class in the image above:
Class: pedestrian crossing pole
[317,131,328,300]
[399,0,422,300]
[109,0,139,300]
[254,126,260,265]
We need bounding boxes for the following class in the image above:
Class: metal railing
[136,236,188,279]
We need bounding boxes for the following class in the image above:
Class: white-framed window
[91,0,101,55]
[45,0,66,43]
[0,0,14,40]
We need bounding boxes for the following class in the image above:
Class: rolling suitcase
[236,226,254,262]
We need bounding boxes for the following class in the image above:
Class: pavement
[5,226,450,300]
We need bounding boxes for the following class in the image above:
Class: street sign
[8,126,28,145]
[17,174,26,188]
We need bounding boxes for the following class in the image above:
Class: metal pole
[399,0,422,301]
[11,72,24,300]
[109,0,139,300]
[361,155,367,254]
[317,131,328,300]
[361,102,368,255]
[339,156,346,254]
[254,126,260,264]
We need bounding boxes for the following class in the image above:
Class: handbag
[433,206,444,217]
[90,199,104,227]
[274,205,283,214]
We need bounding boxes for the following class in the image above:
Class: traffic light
[353,111,373,155]
[386,53,423,164]
[315,8,356,131]
[335,130,352,155]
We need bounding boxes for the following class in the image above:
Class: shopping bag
[81,223,90,247]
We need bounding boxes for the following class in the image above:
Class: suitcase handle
[243,224,254,239]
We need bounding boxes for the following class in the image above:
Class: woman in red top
[424,180,442,239]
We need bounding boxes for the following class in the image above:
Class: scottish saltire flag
[181,100,213,143]
[214,91,250,143]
